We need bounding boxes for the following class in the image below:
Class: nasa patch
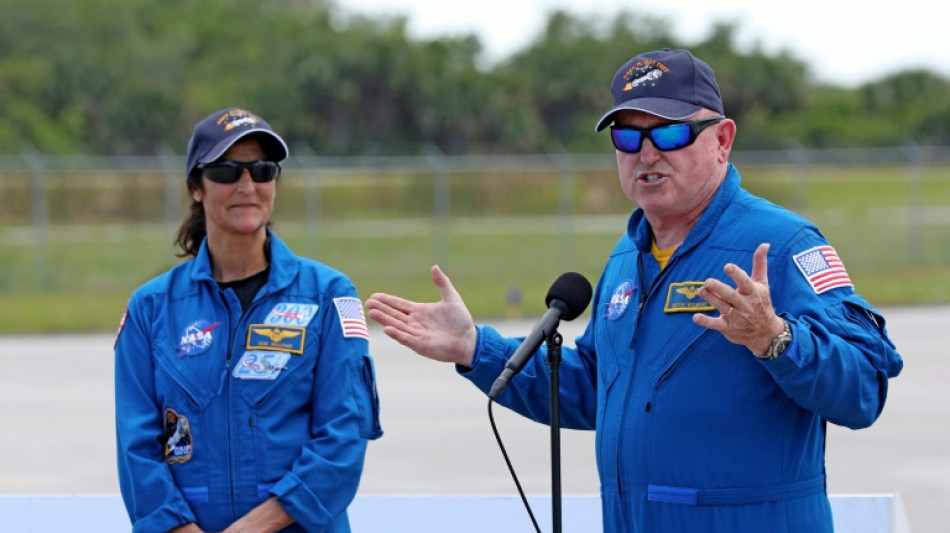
[605,280,636,320]
[176,319,221,357]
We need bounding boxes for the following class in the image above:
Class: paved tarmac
[0,306,946,532]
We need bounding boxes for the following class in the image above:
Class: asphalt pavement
[0,306,946,532]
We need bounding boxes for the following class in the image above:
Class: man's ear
[716,118,737,163]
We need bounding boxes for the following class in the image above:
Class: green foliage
[3,0,949,156]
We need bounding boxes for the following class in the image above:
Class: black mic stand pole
[546,331,564,533]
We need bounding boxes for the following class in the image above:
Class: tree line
[2,0,948,157]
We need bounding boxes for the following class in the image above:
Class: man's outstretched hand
[365,265,478,367]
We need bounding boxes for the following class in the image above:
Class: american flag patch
[333,297,370,340]
[792,245,854,294]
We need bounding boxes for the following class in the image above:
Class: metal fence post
[425,146,450,270]
[785,142,809,216]
[292,145,323,258]
[22,149,49,289]
[549,146,574,271]
[157,145,182,243]
[902,140,924,264]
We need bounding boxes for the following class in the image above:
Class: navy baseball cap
[594,49,724,131]
[185,108,289,178]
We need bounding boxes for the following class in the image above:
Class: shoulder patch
[792,245,854,294]
[333,297,370,340]
[114,307,128,349]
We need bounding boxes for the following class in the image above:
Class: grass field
[1,162,949,333]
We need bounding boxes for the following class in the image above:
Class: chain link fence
[1,147,949,327]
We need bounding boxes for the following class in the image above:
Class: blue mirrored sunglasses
[198,160,281,184]
[610,116,725,153]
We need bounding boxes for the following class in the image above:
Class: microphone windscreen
[545,272,593,321]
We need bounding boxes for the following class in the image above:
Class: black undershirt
[218,267,269,311]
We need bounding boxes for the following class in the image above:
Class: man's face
[612,110,732,226]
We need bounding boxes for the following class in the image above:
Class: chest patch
[664,282,714,313]
[247,324,306,354]
[264,303,319,327]
[176,319,221,357]
[605,280,636,320]
[233,351,291,380]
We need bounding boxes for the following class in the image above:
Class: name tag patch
[233,351,291,380]
[247,325,306,354]
[664,282,714,313]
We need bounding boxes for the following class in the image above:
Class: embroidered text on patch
[793,245,854,294]
[264,303,319,327]
[247,325,306,354]
[176,319,221,357]
[333,297,370,340]
[233,351,291,380]
[664,282,714,313]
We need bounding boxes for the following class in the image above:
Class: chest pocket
[647,324,717,387]
[236,330,321,408]
[153,327,220,412]
[351,353,383,439]
[594,303,638,394]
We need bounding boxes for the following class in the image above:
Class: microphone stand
[546,331,563,533]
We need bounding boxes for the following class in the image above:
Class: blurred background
[1,0,949,333]
[1,2,947,532]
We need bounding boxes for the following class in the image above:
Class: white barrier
[0,493,910,532]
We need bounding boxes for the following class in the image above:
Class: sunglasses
[198,160,281,184]
[610,116,725,153]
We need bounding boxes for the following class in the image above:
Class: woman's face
[191,137,276,240]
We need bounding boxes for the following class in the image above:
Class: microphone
[488,272,592,400]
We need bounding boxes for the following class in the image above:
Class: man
[365,49,903,532]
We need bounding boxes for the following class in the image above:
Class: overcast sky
[341,0,949,87]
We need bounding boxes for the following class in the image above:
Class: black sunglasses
[610,116,725,153]
[198,160,281,184]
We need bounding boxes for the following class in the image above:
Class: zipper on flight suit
[221,287,270,522]
[616,250,676,523]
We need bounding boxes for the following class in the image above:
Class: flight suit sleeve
[761,231,904,429]
[269,288,382,531]
[114,293,199,533]
[459,319,598,430]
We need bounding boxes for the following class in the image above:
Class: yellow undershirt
[652,240,677,270]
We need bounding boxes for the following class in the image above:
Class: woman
[115,108,382,533]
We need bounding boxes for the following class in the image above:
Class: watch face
[761,321,791,360]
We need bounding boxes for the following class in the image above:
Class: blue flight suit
[115,232,382,532]
[461,164,903,532]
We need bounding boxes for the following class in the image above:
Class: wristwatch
[756,319,792,361]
